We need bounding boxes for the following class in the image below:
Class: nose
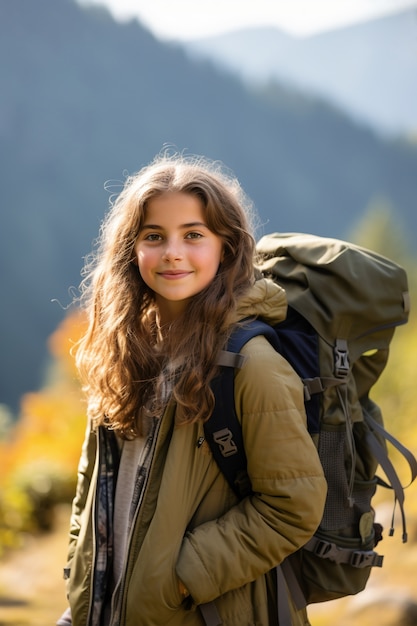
[162,237,183,262]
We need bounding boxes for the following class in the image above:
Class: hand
[178,578,190,599]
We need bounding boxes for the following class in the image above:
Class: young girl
[57,154,327,626]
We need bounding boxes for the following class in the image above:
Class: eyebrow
[141,222,208,230]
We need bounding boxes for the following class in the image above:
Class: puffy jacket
[61,278,327,626]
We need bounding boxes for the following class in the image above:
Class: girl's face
[135,191,223,323]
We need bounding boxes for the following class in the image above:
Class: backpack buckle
[213,428,238,457]
[334,339,349,378]
[312,539,342,562]
[308,538,384,569]
[350,550,384,568]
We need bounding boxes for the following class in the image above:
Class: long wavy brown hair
[75,153,257,437]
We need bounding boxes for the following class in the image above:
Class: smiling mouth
[158,270,192,279]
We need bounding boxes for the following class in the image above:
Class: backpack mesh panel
[319,428,356,530]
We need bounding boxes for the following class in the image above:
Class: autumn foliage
[0,311,87,553]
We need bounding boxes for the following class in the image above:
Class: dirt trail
[0,505,70,626]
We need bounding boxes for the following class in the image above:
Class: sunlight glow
[78,0,417,39]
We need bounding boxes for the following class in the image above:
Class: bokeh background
[1,1,417,624]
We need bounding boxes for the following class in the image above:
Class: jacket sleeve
[176,335,327,604]
[65,418,97,576]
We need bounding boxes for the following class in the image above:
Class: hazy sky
[78,0,417,40]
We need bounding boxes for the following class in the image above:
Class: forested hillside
[186,9,417,135]
[1,0,417,412]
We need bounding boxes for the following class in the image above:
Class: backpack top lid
[256,233,410,358]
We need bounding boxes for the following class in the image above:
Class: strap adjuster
[305,537,383,569]
[334,339,349,377]
[350,550,384,568]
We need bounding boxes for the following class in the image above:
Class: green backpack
[201,233,416,626]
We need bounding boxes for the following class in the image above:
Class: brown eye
[144,233,163,242]
[185,232,203,239]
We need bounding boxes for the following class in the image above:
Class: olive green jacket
[63,278,327,626]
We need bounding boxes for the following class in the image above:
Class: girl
[57,154,327,626]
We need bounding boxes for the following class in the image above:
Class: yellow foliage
[373,313,417,444]
[48,308,88,378]
[0,311,87,550]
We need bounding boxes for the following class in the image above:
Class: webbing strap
[363,413,416,543]
[199,571,296,626]
[303,536,383,568]
[280,559,307,611]
[302,375,344,400]
[364,410,417,488]
[216,350,247,369]
[199,601,223,626]
[370,434,407,540]
[276,565,292,626]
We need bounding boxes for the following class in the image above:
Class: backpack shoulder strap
[205,319,279,499]
[203,321,295,626]
[226,319,281,354]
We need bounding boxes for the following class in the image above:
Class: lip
[157,270,192,279]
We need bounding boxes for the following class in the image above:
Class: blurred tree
[349,202,417,463]
[348,197,413,267]
[0,311,87,551]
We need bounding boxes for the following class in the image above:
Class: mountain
[185,9,417,136]
[1,0,417,413]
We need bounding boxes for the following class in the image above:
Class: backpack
[202,232,417,625]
